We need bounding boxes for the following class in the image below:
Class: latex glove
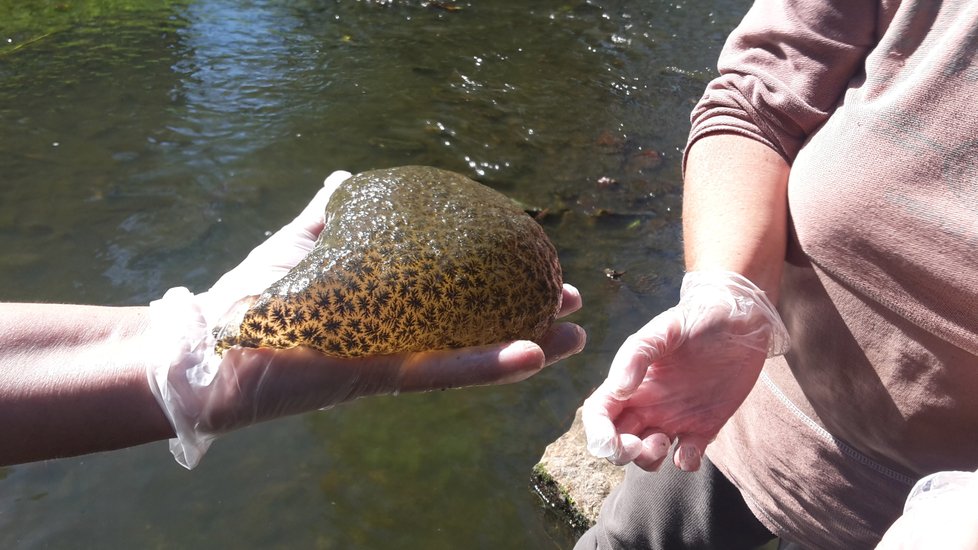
[876,470,978,549]
[582,271,788,472]
[148,171,586,469]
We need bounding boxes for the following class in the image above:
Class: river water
[0,1,749,547]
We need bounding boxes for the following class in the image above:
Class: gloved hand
[148,171,586,469]
[582,271,788,472]
[877,470,978,549]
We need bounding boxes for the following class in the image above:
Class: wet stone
[533,407,625,534]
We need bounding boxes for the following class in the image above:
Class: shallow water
[0,1,749,547]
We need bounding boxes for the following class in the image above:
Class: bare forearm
[0,303,174,465]
[683,134,790,298]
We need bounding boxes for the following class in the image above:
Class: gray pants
[575,456,780,550]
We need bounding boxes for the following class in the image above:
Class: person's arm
[0,174,586,469]
[582,0,878,471]
[581,133,790,471]
[0,296,583,468]
[683,133,789,295]
[0,304,173,465]
[0,293,583,470]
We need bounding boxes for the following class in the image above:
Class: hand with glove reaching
[0,172,586,469]
[582,271,788,472]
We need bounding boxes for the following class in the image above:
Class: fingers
[387,320,585,393]
[582,391,625,459]
[224,331,581,423]
[581,338,654,461]
[581,318,668,461]
[323,169,353,191]
[593,431,671,468]
[582,396,674,470]
[212,323,582,460]
[538,287,585,366]
[633,433,672,471]
[290,170,353,240]
[585,406,712,473]
[585,418,689,473]
[602,308,684,398]
[556,284,582,318]
[581,408,642,464]
[217,340,552,423]
[212,173,354,296]
[603,338,656,399]
[538,322,586,366]
[608,433,644,465]
[674,434,711,472]
[386,340,548,394]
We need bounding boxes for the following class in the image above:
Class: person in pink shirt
[580,1,978,548]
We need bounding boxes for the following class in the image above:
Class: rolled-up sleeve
[686,0,879,168]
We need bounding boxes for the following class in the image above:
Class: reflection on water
[0,1,749,548]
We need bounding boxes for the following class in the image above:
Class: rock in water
[215,165,563,357]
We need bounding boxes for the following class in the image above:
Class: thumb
[288,170,353,238]
[210,172,353,298]
[604,307,686,397]
[582,395,622,459]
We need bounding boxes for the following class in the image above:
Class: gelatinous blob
[215,165,562,357]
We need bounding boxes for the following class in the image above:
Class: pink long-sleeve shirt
[688,1,978,547]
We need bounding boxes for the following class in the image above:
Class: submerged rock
[215,165,563,357]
